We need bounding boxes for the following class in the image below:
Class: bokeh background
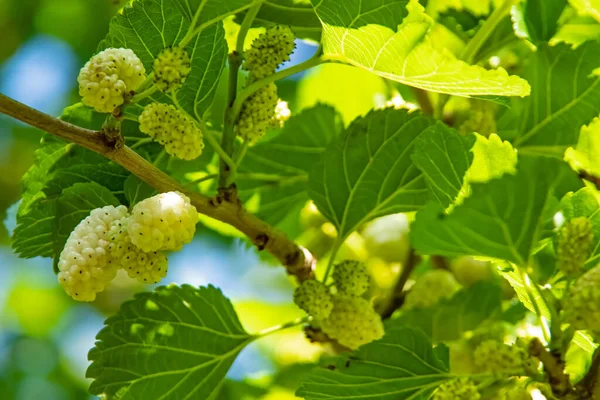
[0,1,395,399]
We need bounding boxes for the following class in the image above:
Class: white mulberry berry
[139,102,204,160]
[321,295,384,350]
[236,82,278,143]
[433,378,480,400]
[403,269,460,309]
[108,216,168,284]
[564,265,600,332]
[473,340,527,374]
[128,191,198,252]
[332,260,370,296]
[556,217,594,276]
[293,280,333,320]
[78,48,146,113]
[153,47,192,93]
[57,205,128,301]
[243,25,295,80]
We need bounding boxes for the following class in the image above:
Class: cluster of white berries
[153,47,192,93]
[139,102,204,160]
[58,205,128,301]
[57,192,197,301]
[128,191,198,252]
[107,216,169,283]
[293,260,383,349]
[403,269,460,309]
[78,48,146,113]
[237,25,296,143]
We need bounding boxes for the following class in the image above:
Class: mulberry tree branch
[0,92,315,282]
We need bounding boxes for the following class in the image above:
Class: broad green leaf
[44,163,128,202]
[238,104,342,226]
[559,187,600,267]
[569,0,600,22]
[466,133,517,183]
[565,116,600,176]
[550,16,600,48]
[513,42,600,154]
[296,325,451,400]
[411,127,476,208]
[12,195,58,258]
[124,175,157,206]
[252,0,321,41]
[87,285,252,399]
[411,157,580,265]
[173,0,255,26]
[102,0,227,119]
[311,0,530,97]
[521,0,567,42]
[309,109,438,240]
[391,281,503,342]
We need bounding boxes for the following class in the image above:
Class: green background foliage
[4,0,600,399]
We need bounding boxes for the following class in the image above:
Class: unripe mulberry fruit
[57,205,129,301]
[563,265,600,332]
[450,257,494,287]
[321,295,384,350]
[78,48,146,113]
[473,340,526,373]
[556,217,594,276]
[128,191,198,252]
[403,269,460,310]
[433,378,480,400]
[243,25,295,80]
[293,280,333,320]
[108,216,168,284]
[236,83,278,143]
[153,47,191,93]
[332,260,370,296]
[361,214,410,264]
[139,102,204,160]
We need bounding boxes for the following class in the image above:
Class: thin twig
[411,88,434,115]
[0,93,315,281]
[529,338,572,397]
[219,3,262,190]
[380,248,420,319]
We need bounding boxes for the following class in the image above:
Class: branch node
[255,233,269,250]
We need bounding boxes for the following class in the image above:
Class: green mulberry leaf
[87,285,252,399]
